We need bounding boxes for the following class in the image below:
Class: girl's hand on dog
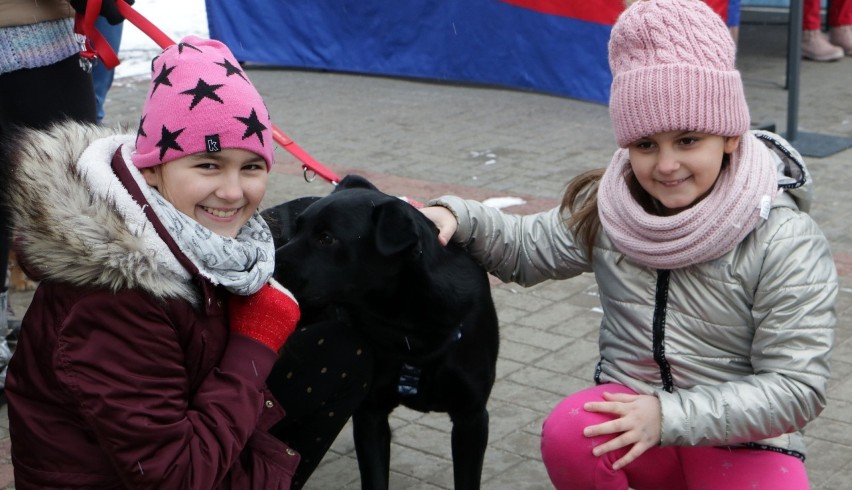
[582,392,662,471]
[419,206,458,246]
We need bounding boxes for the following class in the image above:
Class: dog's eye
[317,232,337,246]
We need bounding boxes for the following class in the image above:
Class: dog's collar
[403,325,462,351]
[398,325,463,397]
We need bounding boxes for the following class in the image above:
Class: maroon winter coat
[5,122,299,488]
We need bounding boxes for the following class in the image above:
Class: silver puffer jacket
[431,131,837,458]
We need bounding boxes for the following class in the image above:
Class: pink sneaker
[829,25,852,56]
[802,29,844,61]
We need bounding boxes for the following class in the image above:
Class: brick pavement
[2,22,852,489]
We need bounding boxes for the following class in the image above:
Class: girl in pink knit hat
[421,0,837,488]
[2,36,369,489]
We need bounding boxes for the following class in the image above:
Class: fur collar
[5,120,198,301]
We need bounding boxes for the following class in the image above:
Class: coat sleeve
[658,209,837,447]
[54,289,279,489]
[429,196,593,285]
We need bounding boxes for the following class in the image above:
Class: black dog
[263,175,499,490]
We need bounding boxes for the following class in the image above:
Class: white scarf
[144,189,275,296]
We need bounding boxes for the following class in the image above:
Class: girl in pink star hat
[2,35,368,489]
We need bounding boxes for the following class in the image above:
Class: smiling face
[627,131,740,215]
[141,148,269,238]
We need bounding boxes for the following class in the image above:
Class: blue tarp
[205,0,619,104]
[205,1,751,105]
[742,0,817,6]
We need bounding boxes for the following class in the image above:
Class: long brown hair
[559,169,604,260]
[559,166,653,260]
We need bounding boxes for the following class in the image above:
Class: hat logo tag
[205,134,221,153]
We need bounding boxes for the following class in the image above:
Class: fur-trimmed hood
[4,120,197,300]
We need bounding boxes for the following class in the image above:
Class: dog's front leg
[450,408,490,490]
[352,406,393,490]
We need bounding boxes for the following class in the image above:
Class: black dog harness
[397,326,463,396]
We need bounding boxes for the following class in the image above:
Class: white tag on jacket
[759,195,772,220]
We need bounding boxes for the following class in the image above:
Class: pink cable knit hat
[608,0,750,148]
[132,36,274,170]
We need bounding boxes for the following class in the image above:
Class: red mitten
[228,278,301,352]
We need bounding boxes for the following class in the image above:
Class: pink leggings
[540,384,809,489]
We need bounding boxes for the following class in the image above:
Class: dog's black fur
[262,175,499,490]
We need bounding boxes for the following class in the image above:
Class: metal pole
[787,0,803,141]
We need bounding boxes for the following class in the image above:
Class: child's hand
[419,206,458,246]
[582,392,662,470]
[228,279,301,353]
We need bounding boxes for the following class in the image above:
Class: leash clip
[78,53,96,73]
[79,56,93,73]
[74,32,94,73]
[303,167,317,183]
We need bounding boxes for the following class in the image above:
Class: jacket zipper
[653,270,674,393]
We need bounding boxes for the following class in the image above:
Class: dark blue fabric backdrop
[205,0,746,104]
[205,0,618,104]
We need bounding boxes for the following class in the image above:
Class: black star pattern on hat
[150,53,161,73]
[215,58,247,82]
[235,108,267,146]
[181,78,225,110]
[152,64,175,94]
[136,115,147,140]
[156,125,185,161]
[177,42,202,54]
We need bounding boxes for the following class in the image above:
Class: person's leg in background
[0,162,12,406]
[0,223,10,334]
[92,16,124,123]
[0,52,97,405]
[829,0,852,54]
[728,0,741,44]
[803,0,845,60]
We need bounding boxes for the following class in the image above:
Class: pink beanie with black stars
[608,0,750,148]
[132,36,274,170]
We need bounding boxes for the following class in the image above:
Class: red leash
[74,0,120,71]
[80,0,342,185]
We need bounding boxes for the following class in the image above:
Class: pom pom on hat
[608,0,750,148]
[131,36,274,170]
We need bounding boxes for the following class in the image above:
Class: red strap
[73,0,120,69]
[114,0,174,48]
[271,127,341,184]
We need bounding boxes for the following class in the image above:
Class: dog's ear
[261,196,321,247]
[335,174,379,192]
[374,201,419,257]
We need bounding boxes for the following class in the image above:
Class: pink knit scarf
[598,132,779,269]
